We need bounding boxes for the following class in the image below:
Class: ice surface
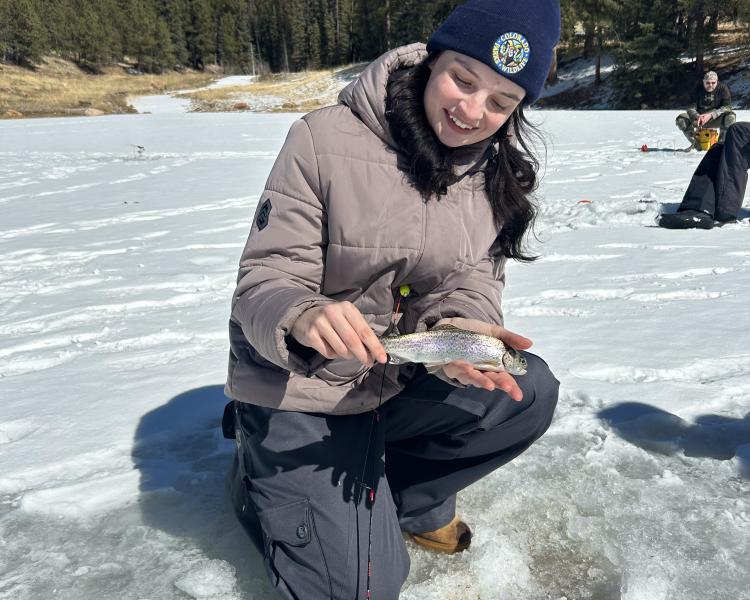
[0,107,749,599]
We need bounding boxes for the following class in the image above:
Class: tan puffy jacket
[226,43,506,415]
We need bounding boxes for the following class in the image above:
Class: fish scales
[380,326,527,374]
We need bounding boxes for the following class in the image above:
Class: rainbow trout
[381,325,527,375]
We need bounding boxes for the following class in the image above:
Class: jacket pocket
[256,498,334,598]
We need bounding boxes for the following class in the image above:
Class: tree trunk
[384,0,391,50]
[583,22,594,59]
[249,36,256,75]
[349,0,355,62]
[695,10,704,75]
[708,10,718,31]
[282,28,289,72]
[595,26,602,85]
[547,44,558,84]
[335,0,340,62]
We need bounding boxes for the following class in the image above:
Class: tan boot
[408,516,472,554]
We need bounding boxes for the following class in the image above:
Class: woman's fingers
[324,303,383,366]
[306,329,339,359]
[341,302,387,364]
[484,371,523,401]
[312,318,351,359]
[359,324,388,364]
[487,324,533,350]
[443,361,524,401]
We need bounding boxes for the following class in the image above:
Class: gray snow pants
[226,352,559,600]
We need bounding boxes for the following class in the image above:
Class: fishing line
[358,286,410,598]
[355,368,386,599]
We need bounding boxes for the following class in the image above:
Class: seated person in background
[658,121,748,229]
[675,71,736,149]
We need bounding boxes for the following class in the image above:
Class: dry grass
[0,57,216,118]
[178,63,365,113]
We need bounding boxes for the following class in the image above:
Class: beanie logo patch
[492,32,530,75]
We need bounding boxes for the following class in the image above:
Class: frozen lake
[0,109,748,600]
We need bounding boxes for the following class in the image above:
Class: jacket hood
[338,43,427,149]
[338,43,494,175]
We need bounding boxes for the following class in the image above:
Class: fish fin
[430,324,462,332]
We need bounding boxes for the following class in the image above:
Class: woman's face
[423,51,526,148]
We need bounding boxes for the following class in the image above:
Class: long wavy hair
[385,54,541,261]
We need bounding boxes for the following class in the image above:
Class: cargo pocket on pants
[256,498,334,599]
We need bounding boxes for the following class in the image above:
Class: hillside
[5,42,750,119]
[0,58,215,119]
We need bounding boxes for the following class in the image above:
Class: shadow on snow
[131,384,271,597]
[598,402,750,479]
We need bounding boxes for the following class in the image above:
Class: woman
[224,1,561,598]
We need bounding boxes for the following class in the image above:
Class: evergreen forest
[2,0,750,103]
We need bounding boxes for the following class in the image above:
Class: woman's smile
[444,109,478,132]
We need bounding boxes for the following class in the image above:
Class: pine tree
[0,0,48,66]
[677,0,732,75]
[573,0,620,83]
[186,0,213,69]
[237,0,259,73]
[391,0,433,47]
[156,0,190,66]
[65,0,119,69]
[150,17,177,72]
[613,0,686,107]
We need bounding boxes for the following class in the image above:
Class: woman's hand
[291,302,387,367]
[434,317,533,401]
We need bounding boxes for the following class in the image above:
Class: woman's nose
[459,94,484,123]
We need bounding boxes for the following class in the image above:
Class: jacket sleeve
[712,84,732,119]
[410,246,506,332]
[230,118,333,373]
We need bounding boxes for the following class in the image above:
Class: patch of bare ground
[178,63,366,113]
[0,57,216,119]
[707,22,750,71]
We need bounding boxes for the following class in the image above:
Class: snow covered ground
[538,53,615,107]
[0,108,749,600]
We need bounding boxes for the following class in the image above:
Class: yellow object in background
[696,128,720,151]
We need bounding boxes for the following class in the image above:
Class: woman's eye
[454,75,471,87]
[492,100,507,111]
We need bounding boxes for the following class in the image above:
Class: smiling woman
[423,51,525,147]
[224,1,562,598]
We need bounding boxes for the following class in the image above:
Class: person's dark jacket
[695,82,732,119]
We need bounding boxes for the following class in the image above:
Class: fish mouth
[386,353,404,365]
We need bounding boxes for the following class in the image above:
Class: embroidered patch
[256,198,272,231]
[492,32,531,74]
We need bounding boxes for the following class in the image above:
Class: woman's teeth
[449,114,474,130]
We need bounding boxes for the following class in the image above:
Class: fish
[380,324,527,375]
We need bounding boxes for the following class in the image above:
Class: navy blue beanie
[426,0,561,104]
